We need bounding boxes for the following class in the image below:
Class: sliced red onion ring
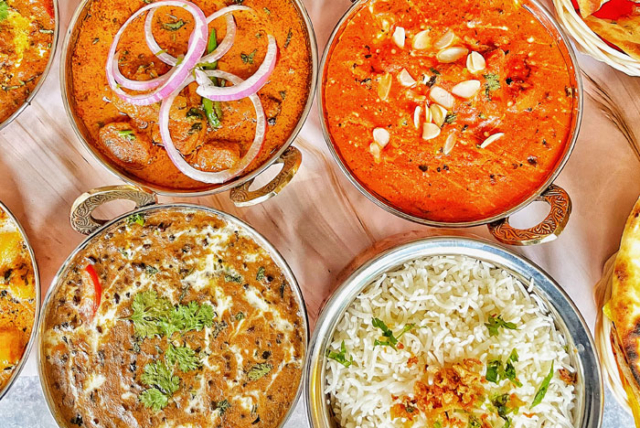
[196,34,277,102]
[160,70,266,184]
[106,0,208,106]
[199,14,236,64]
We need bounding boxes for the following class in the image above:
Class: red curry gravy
[323,0,578,223]
[42,208,305,428]
[0,0,55,124]
[70,0,312,190]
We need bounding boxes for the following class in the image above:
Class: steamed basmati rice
[325,255,577,428]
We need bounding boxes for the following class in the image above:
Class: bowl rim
[0,201,41,401]
[36,202,309,428]
[305,235,603,428]
[317,0,584,228]
[0,0,60,132]
[59,0,318,197]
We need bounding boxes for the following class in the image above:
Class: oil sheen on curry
[42,209,305,428]
[70,0,311,190]
[323,0,577,223]
[0,0,55,124]
[0,207,36,393]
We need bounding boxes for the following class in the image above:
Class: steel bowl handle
[487,184,572,246]
[70,185,158,235]
[230,145,302,207]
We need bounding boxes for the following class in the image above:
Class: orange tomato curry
[0,207,36,393]
[70,0,312,190]
[323,0,578,223]
[0,0,55,124]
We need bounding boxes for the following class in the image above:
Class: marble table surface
[1,0,640,426]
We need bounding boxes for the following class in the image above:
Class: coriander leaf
[127,213,145,226]
[247,363,272,381]
[211,319,228,339]
[372,318,398,349]
[468,415,482,428]
[256,267,265,281]
[444,112,457,124]
[509,348,519,362]
[235,312,245,321]
[485,315,517,337]
[165,344,201,372]
[430,67,441,76]
[162,301,214,336]
[145,265,159,275]
[284,29,293,48]
[491,393,511,419]
[214,399,231,414]
[397,323,415,339]
[531,361,554,407]
[484,73,501,97]
[141,360,180,395]
[486,359,501,383]
[131,290,172,338]
[225,273,243,283]
[117,129,136,141]
[326,340,354,368]
[504,360,522,387]
[241,50,257,64]
[434,422,442,428]
[162,19,186,31]
[140,388,169,411]
[0,1,8,22]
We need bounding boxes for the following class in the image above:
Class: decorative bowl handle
[70,185,158,235]
[230,145,302,207]
[487,184,572,246]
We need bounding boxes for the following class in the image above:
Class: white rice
[325,255,577,428]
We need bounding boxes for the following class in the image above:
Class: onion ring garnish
[196,34,277,102]
[106,0,208,106]
[160,70,266,184]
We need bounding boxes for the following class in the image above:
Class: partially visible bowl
[306,236,603,428]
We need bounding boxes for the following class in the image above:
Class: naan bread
[611,197,640,421]
[578,0,610,16]
[586,14,640,60]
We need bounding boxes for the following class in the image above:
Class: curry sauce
[0,0,55,124]
[323,0,578,223]
[0,207,36,393]
[70,0,312,190]
[42,208,305,428]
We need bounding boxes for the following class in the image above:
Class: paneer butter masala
[0,207,36,393]
[0,0,55,124]
[70,0,311,189]
[323,0,578,223]
[42,209,305,428]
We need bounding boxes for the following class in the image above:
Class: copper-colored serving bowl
[61,0,318,206]
[0,0,60,132]
[37,185,309,428]
[0,201,40,401]
[318,0,583,246]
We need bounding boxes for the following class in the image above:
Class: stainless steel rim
[317,0,583,228]
[37,203,309,428]
[305,236,603,428]
[0,202,41,401]
[60,0,318,198]
[0,0,60,132]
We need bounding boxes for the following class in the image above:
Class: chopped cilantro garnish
[0,1,8,22]
[117,129,136,141]
[241,49,257,64]
[326,340,354,368]
[140,360,180,397]
[256,267,265,281]
[484,73,501,97]
[161,19,186,31]
[165,344,201,372]
[235,312,245,321]
[247,363,272,381]
[127,213,145,226]
[485,314,517,337]
[372,318,415,350]
[140,388,169,411]
[225,273,243,283]
[444,112,457,124]
[214,399,231,414]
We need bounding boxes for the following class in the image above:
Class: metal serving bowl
[319,0,583,246]
[306,236,602,428]
[37,185,309,428]
[0,0,60,132]
[0,201,40,401]
[61,0,318,206]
